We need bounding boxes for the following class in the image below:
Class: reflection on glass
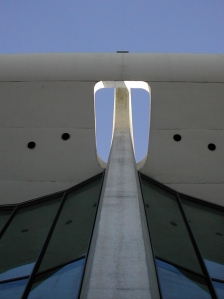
[0,278,28,299]
[0,196,61,280]
[28,259,85,299]
[182,198,224,281]
[0,209,14,232]
[38,178,102,272]
[0,263,34,281]
[205,260,224,282]
[141,178,202,274]
[213,280,224,299]
[156,259,211,299]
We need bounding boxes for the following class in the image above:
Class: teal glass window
[139,174,223,299]
[0,208,14,232]
[38,178,102,273]
[0,173,103,299]
[182,198,224,281]
[0,196,62,280]
[156,259,211,299]
[140,177,202,274]
[0,278,28,299]
[28,258,85,299]
[213,281,224,299]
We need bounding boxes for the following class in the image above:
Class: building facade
[0,53,224,298]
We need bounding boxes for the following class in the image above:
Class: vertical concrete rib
[81,88,156,298]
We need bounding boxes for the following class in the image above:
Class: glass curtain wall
[0,174,103,299]
[1,171,223,299]
[140,174,224,299]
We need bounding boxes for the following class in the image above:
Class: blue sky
[1,0,223,161]
[1,1,224,54]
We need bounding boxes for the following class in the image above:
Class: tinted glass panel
[213,280,224,299]
[0,196,61,280]
[182,198,224,280]
[0,278,28,299]
[28,259,85,299]
[156,259,211,299]
[0,209,14,232]
[0,263,34,281]
[38,178,102,272]
[141,178,202,274]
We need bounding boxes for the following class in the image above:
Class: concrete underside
[0,81,102,204]
[0,53,224,206]
[141,81,224,206]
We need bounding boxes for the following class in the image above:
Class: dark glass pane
[0,196,61,280]
[28,258,85,299]
[213,280,224,299]
[38,177,102,272]
[156,259,211,299]
[141,178,202,274]
[0,209,14,232]
[0,278,28,299]
[182,198,224,281]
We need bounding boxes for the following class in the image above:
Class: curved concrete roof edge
[1,53,224,82]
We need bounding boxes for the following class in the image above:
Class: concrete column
[81,88,159,298]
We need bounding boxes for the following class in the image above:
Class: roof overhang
[1,53,224,205]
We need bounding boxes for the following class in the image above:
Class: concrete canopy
[0,53,224,205]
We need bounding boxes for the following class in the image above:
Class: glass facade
[0,174,103,299]
[28,259,85,299]
[0,171,223,299]
[140,174,224,299]
[181,198,224,282]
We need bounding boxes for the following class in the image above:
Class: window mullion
[20,190,67,299]
[0,206,18,239]
[176,192,218,299]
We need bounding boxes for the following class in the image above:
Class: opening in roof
[94,81,150,168]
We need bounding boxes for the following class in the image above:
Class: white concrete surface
[81,88,156,299]
[1,53,224,82]
[1,53,224,205]
[141,81,224,205]
[0,81,102,203]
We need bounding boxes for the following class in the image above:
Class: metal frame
[1,172,223,298]
[139,173,224,211]
[21,189,67,299]
[0,275,29,285]
[176,192,217,298]
[155,256,206,279]
[138,173,163,299]
[36,255,86,278]
[0,206,18,239]
[77,171,105,299]
[0,173,104,299]
[139,172,223,299]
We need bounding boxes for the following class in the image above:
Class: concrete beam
[81,88,159,298]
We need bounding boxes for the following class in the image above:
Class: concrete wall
[1,53,224,205]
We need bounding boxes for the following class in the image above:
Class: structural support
[81,88,158,298]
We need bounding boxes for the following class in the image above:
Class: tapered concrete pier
[81,87,159,299]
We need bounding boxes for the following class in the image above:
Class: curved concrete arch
[94,81,151,168]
